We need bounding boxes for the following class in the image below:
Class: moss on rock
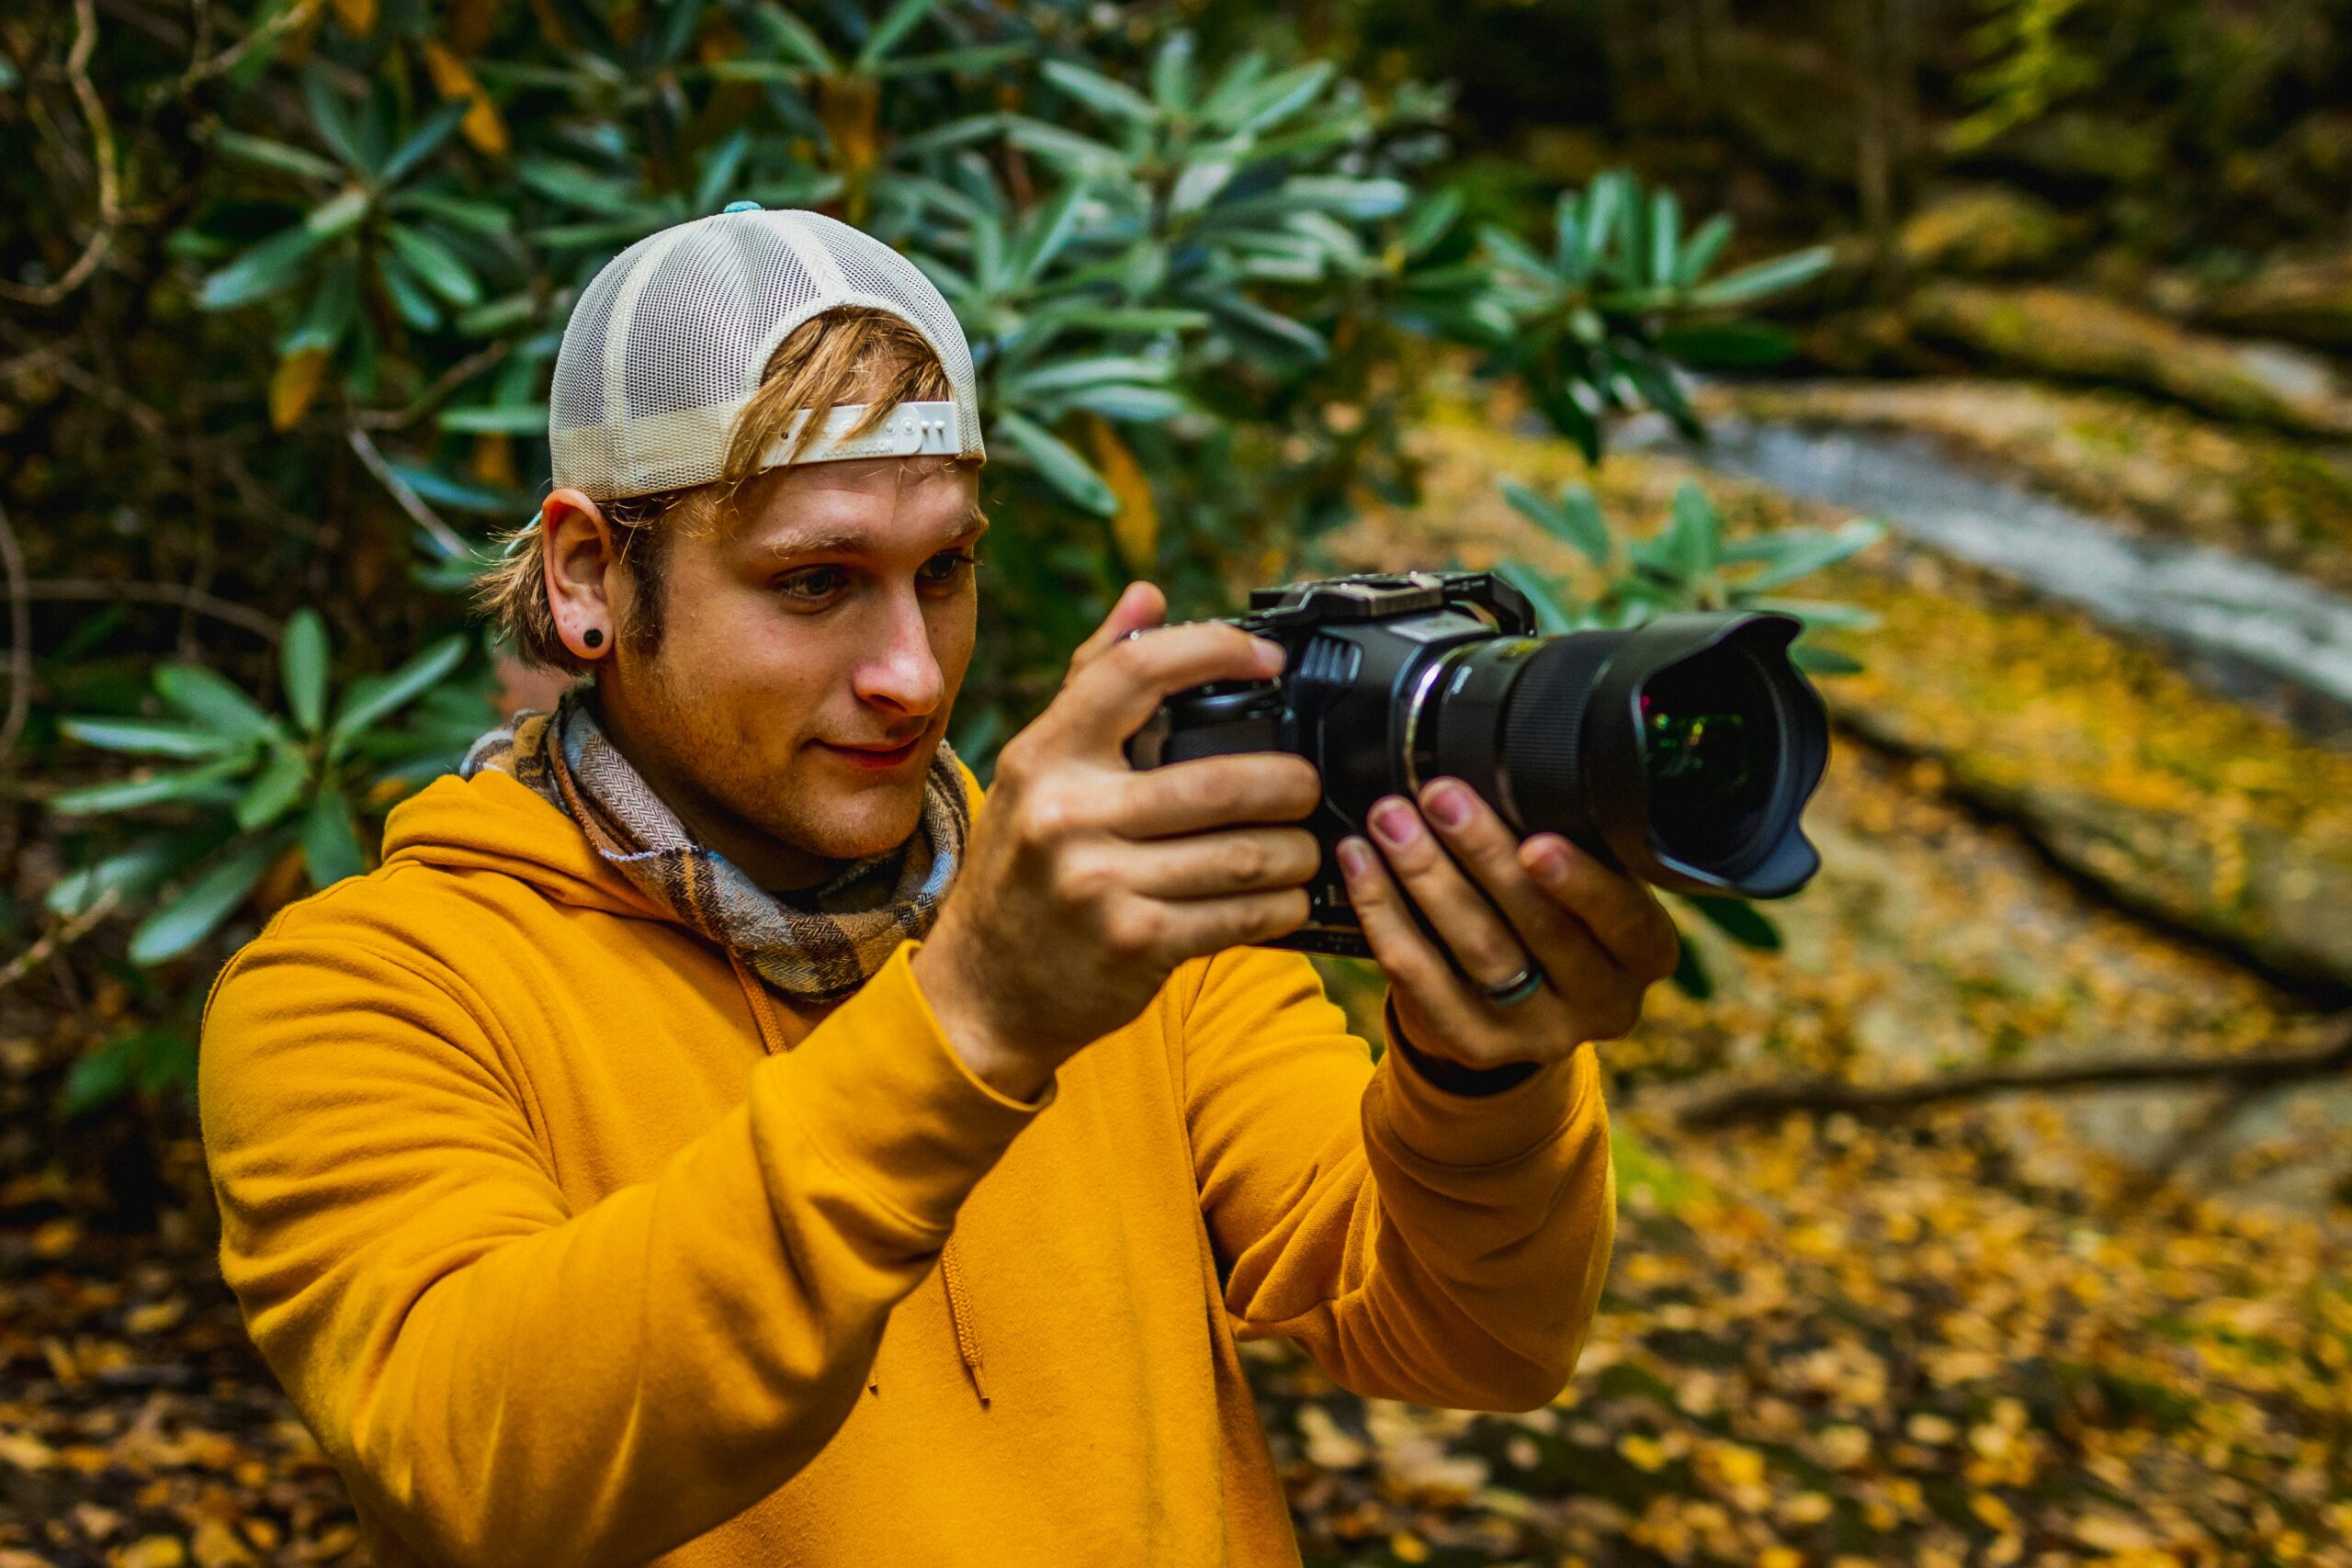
[1909,283,2352,439]
[1896,186,2075,276]
[2195,252,2352,351]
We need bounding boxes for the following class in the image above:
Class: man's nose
[855,587,945,715]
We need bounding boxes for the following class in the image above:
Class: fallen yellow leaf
[270,347,331,433]
[0,1432,55,1471]
[423,41,511,158]
[124,1298,187,1336]
[1971,1491,2018,1532]
[112,1538,187,1568]
[1618,1432,1670,1472]
[30,1217,80,1258]
[190,1519,258,1568]
[1087,414,1159,572]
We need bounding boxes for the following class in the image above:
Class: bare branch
[0,320,173,441]
[0,0,123,309]
[0,889,120,995]
[346,423,476,560]
[352,341,514,432]
[0,502,28,762]
[25,579,282,640]
[1675,1018,2352,1130]
[172,0,322,97]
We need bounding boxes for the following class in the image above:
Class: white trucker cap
[548,205,984,502]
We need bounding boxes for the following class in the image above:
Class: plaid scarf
[461,688,968,1005]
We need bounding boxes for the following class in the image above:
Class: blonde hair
[479,306,972,671]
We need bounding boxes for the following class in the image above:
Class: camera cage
[1232,570,1537,642]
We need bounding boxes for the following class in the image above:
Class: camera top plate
[1239,570,1537,637]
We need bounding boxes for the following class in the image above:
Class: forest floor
[1276,755,2352,1568]
[6,378,2352,1564]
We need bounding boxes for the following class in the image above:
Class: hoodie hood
[380,767,658,919]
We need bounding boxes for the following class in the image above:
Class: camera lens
[1427,612,1826,899]
[1640,652,1776,866]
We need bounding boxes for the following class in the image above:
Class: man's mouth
[814,732,928,769]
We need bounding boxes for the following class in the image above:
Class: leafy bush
[50,610,481,966]
[6,0,1831,1115]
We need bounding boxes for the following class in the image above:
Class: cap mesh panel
[548,209,983,501]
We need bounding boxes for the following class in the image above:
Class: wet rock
[1896,186,2074,276]
[1813,550,2352,988]
[1909,283,2352,438]
[1719,379,2352,594]
[2193,252,2352,352]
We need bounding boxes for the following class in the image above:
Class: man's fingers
[1119,827,1320,899]
[1363,795,1529,991]
[1334,834,1480,1043]
[1520,834,1680,984]
[1048,619,1285,753]
[1064,581,1167,682]
[1118,753,1321,839]
[1131,886,1312,962]
[1415,778,1594,969]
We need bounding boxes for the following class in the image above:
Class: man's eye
[920,550,978,584]
[777,567,846,601]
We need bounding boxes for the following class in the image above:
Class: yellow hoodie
[198,759,1616,1567]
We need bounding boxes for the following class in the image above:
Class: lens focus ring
[1496,634,1620,838]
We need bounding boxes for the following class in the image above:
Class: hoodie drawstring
[939,1239,990,1404]
[728,949,792,1057]
[726,949,991,1410]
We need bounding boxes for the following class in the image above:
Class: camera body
[1124,570,1828,959]
[1125,570,1542,959]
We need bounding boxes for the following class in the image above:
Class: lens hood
[1487,611,1826,898]
[1576,611,1826,898]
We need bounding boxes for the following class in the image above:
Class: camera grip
[1124,682,1285,769]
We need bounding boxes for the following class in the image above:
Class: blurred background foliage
[2,0,1833,1093]
[10,0,2352,1562]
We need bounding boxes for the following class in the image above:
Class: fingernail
[1531,838,1575,878]
[1424,781,1470,829]
[1254,637,1285,674]
[1337,838,1370,878]
[1370,797,1419,848]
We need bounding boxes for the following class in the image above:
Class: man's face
[594,455,983,890]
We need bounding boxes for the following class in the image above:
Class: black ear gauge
[583,627,605,649]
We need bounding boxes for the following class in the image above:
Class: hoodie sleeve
[199,926,1046,1568]
[1182,944,1615,1413]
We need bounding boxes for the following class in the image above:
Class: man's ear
[542,487,619,661]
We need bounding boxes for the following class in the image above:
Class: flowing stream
[1620,411,2352,738]
[1615,403,2352,1201]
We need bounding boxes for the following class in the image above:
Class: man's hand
[1336,780,1680,1074]
[913,582,1322,1103]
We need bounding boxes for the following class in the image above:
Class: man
[199,208,1678,1568]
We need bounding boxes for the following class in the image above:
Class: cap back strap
[756,400,966,470]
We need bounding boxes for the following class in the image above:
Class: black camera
[1125,570,1830,959]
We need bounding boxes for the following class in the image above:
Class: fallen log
[1674,1017,2352,1129]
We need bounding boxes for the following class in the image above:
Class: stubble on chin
[707,740,936,863]
[609,661,937,871]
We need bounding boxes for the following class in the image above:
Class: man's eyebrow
[761,513,989,559]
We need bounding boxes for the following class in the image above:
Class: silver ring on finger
[1480,963,1544,1008]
